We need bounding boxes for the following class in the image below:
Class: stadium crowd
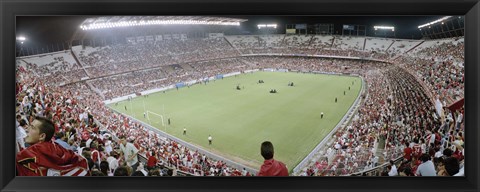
[16,63,252,176]
[15,35,464,177]
[75,38,240,78]
[396,39,464,105]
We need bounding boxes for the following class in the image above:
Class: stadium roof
[79,16,248,30]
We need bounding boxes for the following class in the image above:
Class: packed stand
[16,62,253,176]
[395,38,464,105]
[75,38,240,78]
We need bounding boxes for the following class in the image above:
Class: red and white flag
[16,141,89,176]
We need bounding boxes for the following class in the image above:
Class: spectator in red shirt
[16,116,89,176]
[147,151,158,171]
[257,141,288,176]
[403,142,412,162]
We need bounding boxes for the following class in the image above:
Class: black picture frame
[1,0,479,192]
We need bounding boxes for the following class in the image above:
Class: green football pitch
[108,71,362,172]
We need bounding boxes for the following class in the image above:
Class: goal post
[146,110,165,128]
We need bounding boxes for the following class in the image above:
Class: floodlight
[79,17,245,30]
[418,16,452,29]
[373,26,395,31]
[16,36,26,41]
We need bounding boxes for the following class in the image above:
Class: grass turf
[108,71,361,172]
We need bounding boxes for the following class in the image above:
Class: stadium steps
[392,40,426,61]
[391,41,425,61]
[363,38,367,51]
[223,36,243,55]
[280,34,287,47]
[405,40,425,54]
[375,136,387,165]
[70,49,93,78]
[385,40,395,53]
[330,36,336,48]
[307,35,315,47]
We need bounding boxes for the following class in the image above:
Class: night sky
[16,16,446,49]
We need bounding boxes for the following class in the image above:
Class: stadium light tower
[16,36,27,56]
[373,26,395,38]
[417,16,452,29]
[16,36,26,44]
[257,23,278,34]
[257,24,277,29]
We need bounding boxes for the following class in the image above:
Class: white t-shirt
[388,165,398,176]
[120,142,139,166]
[106,156,119,172]
[416,160,437,176]
[104,140,113,155]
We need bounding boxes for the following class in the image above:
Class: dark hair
[132,171,145,176]
[114,166,129,176]
[420,153,431,162]
[118,135,127,140]
[91,170,105,176]
[413,138,419,144]
[100,161,109,175]
[260,141,274,160]
[443,148,453,157]
[35,116,55,142]
[166,169,173,176]
[54,131,64,139]
[19,119,27,126]
[79,140,87,148]
[444,157,460,176]
[403,167,413,176]
[149,169,161,176]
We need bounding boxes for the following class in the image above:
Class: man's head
[118,135,127,145]
[443,148,453,157]
[114,166,129,176]
[25,116,55,145]
[19,119,27,127]
[444,157,460,176]
[420,153,431,163]
[260,141,274,160]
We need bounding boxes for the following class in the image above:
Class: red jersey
[16,141,89,176]
[412,144,422,158]
[403,147,413,161]
[257,159,289,176]
[147,156,158,168]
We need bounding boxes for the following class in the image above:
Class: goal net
[146,110,165,128]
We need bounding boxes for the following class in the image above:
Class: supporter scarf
[16,141,89,176]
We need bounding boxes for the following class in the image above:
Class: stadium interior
[15,16,465,177]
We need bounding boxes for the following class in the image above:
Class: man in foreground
[257,141,288,176]
[16,116,89,176]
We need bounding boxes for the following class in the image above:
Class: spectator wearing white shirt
[416,154,437,176]
[387,160,398,176]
